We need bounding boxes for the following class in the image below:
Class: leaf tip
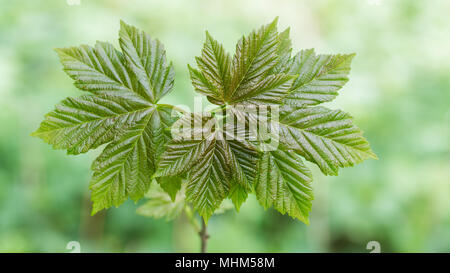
[30,130,39,137]
[369,151,379,160]
[53,47,66,56]
[119,20,136,37]
[271,16,279,26]
[119,19,129,29]
[202,214,211,225]
[302,217,310,225]
[90,203,104,216]
[347,52,357,62]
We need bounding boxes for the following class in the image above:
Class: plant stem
[199,218,209,253]
[184,206,209,253]
[184,206,200,233]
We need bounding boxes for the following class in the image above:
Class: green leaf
[189,32,232,102]
[119,21,175,103]
[156,176,183,201]
[155,137,213,176]
[55,42,143,96]
[89,106,177,214]
[154,113,215,178]
[136,183,185,220]
[228,182,249,212]
[229,18,279,101]
[31,92,153,155]
[221,138,259,211]
[283,50,356,106]
[270,27,292,74]
[186,134,231,222]
[226,139,258,189]
[229,73,295,105]
[255,149,313,224]
[33,22,178,214]
[190,18,292,105]
[147,105,178,167]
[156,114,231,221]
[156,113,259,220]
[188,65,222,102]
[278,105,377,175]
[229,103,376,176]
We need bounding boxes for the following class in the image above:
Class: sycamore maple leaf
[176,18,377,223]
[32,21,179,214]
[157,18,299,221]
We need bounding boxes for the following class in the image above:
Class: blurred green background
[0,0,449,252]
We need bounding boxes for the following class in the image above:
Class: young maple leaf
[32,21,179,214]
[183,18,377,223]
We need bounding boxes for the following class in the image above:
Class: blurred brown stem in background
[199,219,209,253]
[80,190,105,245]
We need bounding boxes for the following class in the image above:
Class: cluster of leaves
[32,19,376,224]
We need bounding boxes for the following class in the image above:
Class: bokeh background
[0,0,449,252]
